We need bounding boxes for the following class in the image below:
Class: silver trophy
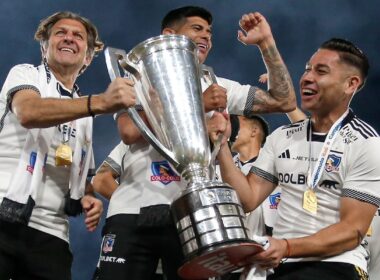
[105,35,262,279]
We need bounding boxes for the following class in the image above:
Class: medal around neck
[105,37,263,279]
[303,188,318,214]
[55,143,73,166]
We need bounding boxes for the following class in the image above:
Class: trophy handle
[201,65,224,179]
[201,64,218,84]
[104,47,180,170]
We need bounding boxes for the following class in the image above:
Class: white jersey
[201,73,253,115]
[107,141,186,218]
[252,112,380,272]
[367,208,380,279]
[0,63,94,242]
[100,141,128,182]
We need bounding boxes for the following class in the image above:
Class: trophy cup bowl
[105,35,263,279]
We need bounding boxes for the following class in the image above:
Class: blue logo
[26,151,37,174]
[79,149,87,176]
[269,192,281,209]
[325,154,341,172]
[151,161,180,185]
[102,234,116,253]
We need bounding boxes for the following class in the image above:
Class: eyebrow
[191,23,212,33]
[305,63,330,70]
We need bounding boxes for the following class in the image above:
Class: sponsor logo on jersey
[58,123,76,139]
[325,154,341,172]
[319,180,339,190]
[340,126,358,144]
[278,172,306,185]
[282,122,306,138]
[293,156,318,162]
[278,149,290,159]
[27,151,37,174]
[102,234,116,253]
[100,256,126,264]
[269,192,281,209]
[151,161,180,185]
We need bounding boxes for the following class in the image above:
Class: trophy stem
[182,163,210,183]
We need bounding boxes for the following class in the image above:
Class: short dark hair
[161,6,213,32]
[230,113,270,146]
[245,113,270,146]
[35,11,104,58]
[320,38,369,90]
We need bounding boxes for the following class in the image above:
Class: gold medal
[303,188,318,214]
[55,143,73,166]
[366,226,373,236]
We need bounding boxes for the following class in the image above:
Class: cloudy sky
[1,0,379,279]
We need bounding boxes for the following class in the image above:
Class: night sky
[1,1,379,279]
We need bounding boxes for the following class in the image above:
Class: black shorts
[268,261,368,280]
[0,220,73,280]
[95,208,184,280]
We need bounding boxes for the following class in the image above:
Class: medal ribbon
[307,109,349,190]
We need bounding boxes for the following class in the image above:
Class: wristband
[283,238,291,258]
[87,94,95,118]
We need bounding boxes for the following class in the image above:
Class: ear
[162,28,176,35]
[251,126,258,137]
[345,75,361,95]
[84,52,93,67]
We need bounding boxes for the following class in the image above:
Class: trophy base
[172,181,263,279]
[178,241,263,279]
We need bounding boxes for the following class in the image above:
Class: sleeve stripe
[243,86,257,116]
[342,189,380,207]
[249,166,279,185]
[103,157,122,176]
[6,85,40,111]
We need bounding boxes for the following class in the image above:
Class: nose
[63,33,74,42]
[201,30,211,41]
[300,70,314,85]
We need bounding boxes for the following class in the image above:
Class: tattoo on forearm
[261,45,294,101]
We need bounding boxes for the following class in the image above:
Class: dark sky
[1,1,379,279]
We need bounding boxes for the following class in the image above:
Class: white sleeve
[251,131,278,184]
[217,77,253,115]
[343,137,380,206]
[0,64,40,110]
[101,142,128,176]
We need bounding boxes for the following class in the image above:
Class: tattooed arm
[238,12,296,113]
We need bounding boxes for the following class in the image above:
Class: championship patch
[151,161,180,185]
[268,192,281,209]
[102,234,116,253]
[325,154,341,172]
[27,151,37,174]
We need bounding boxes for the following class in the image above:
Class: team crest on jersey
[102,234,116,253]
[325,154,341,172]
[269,192,281,209]
[26,151,37,174]
[151,161,180,185]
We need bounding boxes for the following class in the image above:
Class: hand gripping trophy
[105,35,263,279]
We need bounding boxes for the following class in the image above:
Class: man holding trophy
[95,6,296,280]
[0,11,136,280]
